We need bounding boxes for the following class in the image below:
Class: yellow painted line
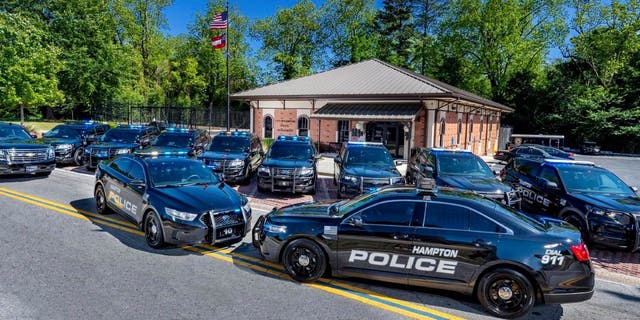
[0,187,136,229]
[0,187,464,320]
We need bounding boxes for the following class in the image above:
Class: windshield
[437,154,494,177]
[148,160,220,187]
[345,147,394,166]
[557,166,634,194]
[0,126,32,141]
[152,133,191,148]
[267,143,313,160]
[208,136,249,153]
[43,126,84,138]
[100,129,139,143]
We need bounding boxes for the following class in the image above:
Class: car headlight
[55,144,74,151]
[46,147,55,159]
[0,149,7,160]
[342,174,359,184]
[263,220,287,233]
[229,159,244,167]
[241,196,251,215]
[115,148,130,155]
[165,207,198,222]
[588,206,632,225]
[258,166,271,175]
[299,167,314,175]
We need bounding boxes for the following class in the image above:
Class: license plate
[25,166,37,172]
[217,227,237,238]
[96,152,108,157]
[277,180,290,186]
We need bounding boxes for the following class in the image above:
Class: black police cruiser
[0,122,55,176]
[135,127,210,158]
[501,157,640,251]
[40,121,110,165]
[333,142,404,198]
[94,155,251,248]
[253,185,594,318]
[199,131,263,184]
[257,135,319,194]
[83,124,157,169]
[406,148,519,206]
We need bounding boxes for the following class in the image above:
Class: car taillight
[570,243,590,262]
[568,153,574,159]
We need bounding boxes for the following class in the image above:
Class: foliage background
[1,0,639,152]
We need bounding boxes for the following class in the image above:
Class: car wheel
[240,167,251,185]
[563,214,589,244]
[94,184,112,215]
[477,268,535,319]
[282,238,327,282]
[333,175,337,186]
[73,148,84,166]
[144,211,165,249]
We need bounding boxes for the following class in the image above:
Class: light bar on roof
[543,159,595,166]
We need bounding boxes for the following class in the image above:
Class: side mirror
[394,159,405,166]
[314,154,322,160]
[423,166,434,178]
[129,179,146,190]
[334,156,342,164]
[30,133,38,139]
[347,216,363,227]
[546,180,559,190]
[631,186,639,193]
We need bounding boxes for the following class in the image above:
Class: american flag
[211,34,226,49]
[209,11,227,30]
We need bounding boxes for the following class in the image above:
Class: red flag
[209,11,228,30]
[211,34,226,49]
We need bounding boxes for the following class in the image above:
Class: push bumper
[257,175,315,194]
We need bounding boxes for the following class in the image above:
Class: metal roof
[310,102,422,121]
[231,59,513,112]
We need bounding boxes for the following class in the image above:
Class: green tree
[0,12,63,123]
[408,0,448,75]
[251,0,322,80]
[320,0,378,67]
[375,0,416,68]
[440,0,566,101]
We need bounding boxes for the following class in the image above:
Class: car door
[334,144,347,183]
[103,158,134,217]
[249,136,263,171]
[337,200,424,285]
[529,165,564,215]
[121,160,147,223]
[409,201,505,287]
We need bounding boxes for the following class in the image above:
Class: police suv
[253,185,594,319]
[501,157,640,251]
[257,135,319,194]
[83,124,157,169]
[94,155,251,248]
[333,142,404,198]
[406,148,519,206]
[135,127,210,158]
[0,122,55,176]
[40,121,110,165]
[199,131,263,184]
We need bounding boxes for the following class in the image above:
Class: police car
[501,157,640,251]
[94,155,251,248]
[253,185,594,318]
[257,135,320,194]
[333,142,404,198]
[0,122,55,176]
[40,121,110,165]
[406,148,520,206]
[135,127,210,158]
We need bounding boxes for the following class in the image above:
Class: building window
[298,116,309,136]
[338,120,349,143]
[469,118,474,142]
[456,119,462,144]
[439,118,445,147]
[264,115,273,139]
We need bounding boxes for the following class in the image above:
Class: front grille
[200,210,244,243]
[273,167,302,178]
[213,211,244,227]
[8,149,49,163]
[359,177,402,192]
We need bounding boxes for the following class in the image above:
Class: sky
[162,0,324,36]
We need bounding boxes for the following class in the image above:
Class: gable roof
[231,59,513,112]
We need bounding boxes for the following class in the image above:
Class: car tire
[282,238,327,282]
[94,184,112,215]
[35,171,52,177]
[477,268,535,319]
[144,211,165,249]
[73,148,84,166]
[240,167,251,185]
[257,182,269,193]
[563,214,590,245]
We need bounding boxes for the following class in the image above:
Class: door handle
[473,239,492,247]
[393,234,410,240]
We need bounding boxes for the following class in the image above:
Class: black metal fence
[92,103,250,129]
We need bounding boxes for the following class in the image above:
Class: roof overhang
[310,102,422,121]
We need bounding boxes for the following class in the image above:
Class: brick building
[231,59,512,159]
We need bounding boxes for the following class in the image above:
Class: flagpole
[226,0,230,132]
